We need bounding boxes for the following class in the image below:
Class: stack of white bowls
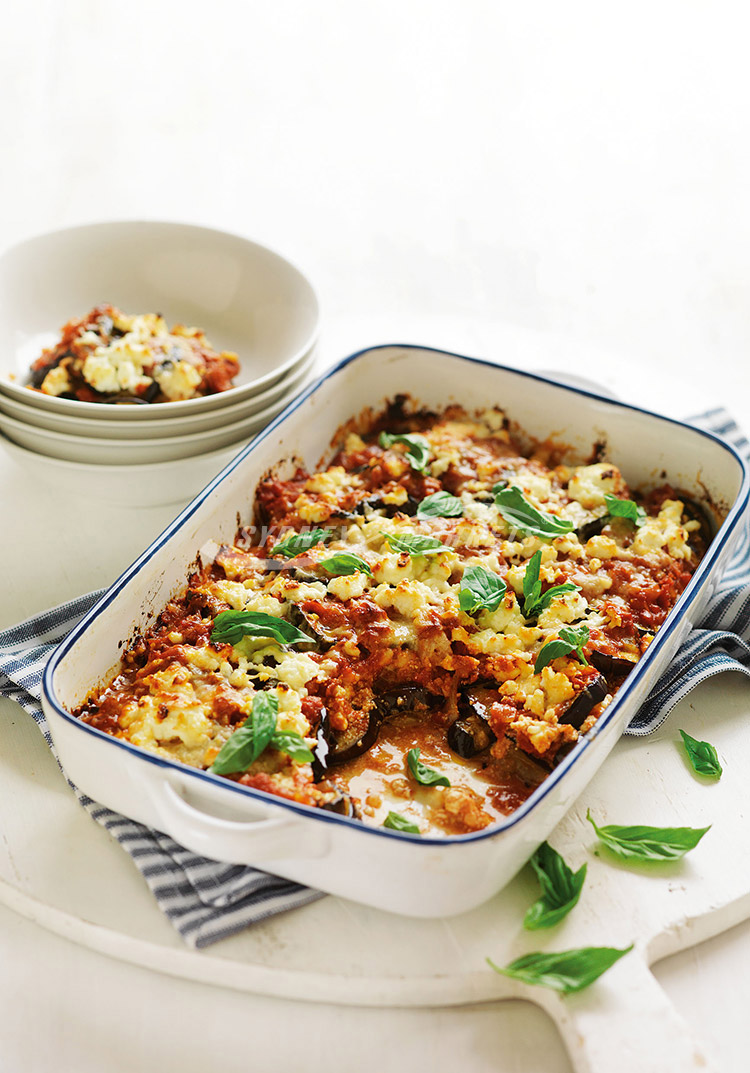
[0,221,320,506]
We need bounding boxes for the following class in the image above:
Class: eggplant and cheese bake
[76,399,709,836]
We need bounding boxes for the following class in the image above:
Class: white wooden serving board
[1,671,748,1073]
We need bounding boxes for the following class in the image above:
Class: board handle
[548,952,718,1073]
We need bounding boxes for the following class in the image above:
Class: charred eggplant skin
[558,673,608,729]
[447,686,498,758]
[324,686,440,767]
[589,649,639,678]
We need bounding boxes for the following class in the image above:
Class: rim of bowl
[0,431,245,474]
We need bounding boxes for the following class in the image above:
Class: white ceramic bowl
[0,347,317,440]
[0,220,320,416]
[41,346,750,918]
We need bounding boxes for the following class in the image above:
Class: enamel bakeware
[41,346,750,918]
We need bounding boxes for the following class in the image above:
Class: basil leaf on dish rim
[211,610,314,648]
[417,490,464,518]
[272,528,333,558]
[494,485,574,540]
[524,841,587,930]
[320,552,372,577]
[384,531,447,557]
[379,431,432,475]
[534,625,590,674]
[383,810,421,834]
[522,550,579,619]
[586,809,711,862]
[406,747,450,787]
[459,564,507,615]
[487,944,633,994]
[679,729,723,779]
[211,691,279,775]
[603,494,647,527]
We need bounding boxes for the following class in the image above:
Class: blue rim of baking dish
[42,344,750,846]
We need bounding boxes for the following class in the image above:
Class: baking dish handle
[144,778,329,862]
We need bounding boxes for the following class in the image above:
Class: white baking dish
[41,346,750,917]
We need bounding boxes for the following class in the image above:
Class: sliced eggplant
[589,649,639,678]
[311,708,331,781]
[576,513,609,542]
[287,604,339,650]
[324,685,440,768]
[320,791,361,819]
[355,494,419,517]
[447,686,499,758]
[679,495,715,549]
[327,706,387,765]
[558,673,608,729]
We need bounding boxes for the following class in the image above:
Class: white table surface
[2,3,750,1070]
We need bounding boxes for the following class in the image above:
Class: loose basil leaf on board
[378,431,432,475]
[320,553,373,577]
[679,729,723,779]
[586,810,711,862]
[494,485,575,540]
[522,550,579,619]
[211,610,314,648]
[211,692,279,775]
[487,944,633,994]
[384,532,447,557]
[604,494,647,527]
[272,528,333,558]
[271,730,315,763]
[406,747,451,788]
[534,625,590,674]
[383,810,421,833]
[524,842,587,930]
[416,490,464,518]
[459,564,507,615]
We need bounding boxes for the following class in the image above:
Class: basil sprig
[320,552,372,577]
[459,564,507,615]
[384,532,447,557]
[383,810,421,833]
[272,528,332,558]
[679,729,723,779]
[522,551,579,619]
[604,494,647,527]
[524,842,587,930]
[406,747,450,787]
[586,809,711,862]
[488,944,633,994]
[534,625,590,674]
[211,610,313,648]
[417,490,464,518]
[494,485,574,540]
[379,431,432,475]
[211,692,313,775]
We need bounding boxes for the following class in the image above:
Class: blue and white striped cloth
[0,408,747,946]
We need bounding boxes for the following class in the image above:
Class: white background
[1,3,750,1071]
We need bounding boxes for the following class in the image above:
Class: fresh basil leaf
[534,625,590,674]
[679,729,723,779]
[487,944,633,994]
[604,494,647,527]
[494,485,574,540]
[524,842,587,930]
[379,431,432,474]
[384,532,447,556]
[522,550,579,618]
[406,747,450,787]
[320,552,372,577]
[271,730,314,764]
[211,692,279,775]
[383,810,421,833]
[211,610,314,648]
[272,528,333,558]
[459,564,507,615]
[586,809,711,862]
[416,490,464,518]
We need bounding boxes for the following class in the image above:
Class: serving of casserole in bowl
[41,346,749,917]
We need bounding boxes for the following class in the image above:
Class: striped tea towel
[0,409,747,945]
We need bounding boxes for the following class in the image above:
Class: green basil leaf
[524,842,587,930]
[211,610,314,648]
[211,692,279,775]
[406,747,450,787]
[459,564,507,615]
[384,532,447,557]
[534,625,590,674]
[494,485,574,540]
[679,729,723,779]
[586,809,711,862]
[416,490,464,518]
[604,494,647,527]
[487,944,633,994]
[379,431,432,474]
[383,810,421,833]
[272,528,333,558]
[522,550,579,618]
[320,553,372,577]
[271,730,314,764]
